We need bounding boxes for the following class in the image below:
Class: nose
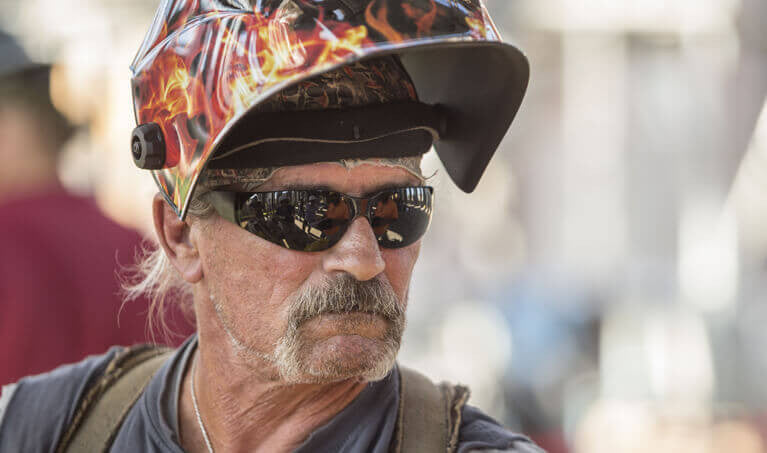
[322,217,385,281]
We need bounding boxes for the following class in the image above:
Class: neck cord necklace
[191,353,215,453]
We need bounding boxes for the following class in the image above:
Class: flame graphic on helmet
[131,0,500,216]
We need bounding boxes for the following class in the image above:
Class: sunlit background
[2,1,766,452]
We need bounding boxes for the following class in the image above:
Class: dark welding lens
[370,187,433,249]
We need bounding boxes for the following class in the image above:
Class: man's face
[190,162,422,383]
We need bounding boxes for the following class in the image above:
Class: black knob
[131,123,166,169]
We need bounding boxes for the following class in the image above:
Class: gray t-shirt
[0,337,543,452]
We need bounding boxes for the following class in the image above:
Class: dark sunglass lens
[299,192,353,250]
[237,192,306,250]
[371,187,433,248]
[236,191,352,252]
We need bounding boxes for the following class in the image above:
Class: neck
[179,341,367,453]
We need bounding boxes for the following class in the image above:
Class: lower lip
[303,311,388,338]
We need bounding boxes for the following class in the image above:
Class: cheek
[196,219,321,317]
[381,242,421,305]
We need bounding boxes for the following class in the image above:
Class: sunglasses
[207,186,434,252]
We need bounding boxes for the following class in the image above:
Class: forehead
[257,162,421,195]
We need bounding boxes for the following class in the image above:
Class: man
[0,30,190,387]
[0,1,538,451]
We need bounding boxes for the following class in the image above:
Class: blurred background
[1,0,766,451]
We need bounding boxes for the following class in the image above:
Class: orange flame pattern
[131,0,500,217]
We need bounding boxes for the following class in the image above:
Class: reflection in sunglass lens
[300,192,353,251]
[371,188,432,248]
[233,187,432,252]
[237,191,354,251]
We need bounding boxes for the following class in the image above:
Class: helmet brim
[398,41,529,193]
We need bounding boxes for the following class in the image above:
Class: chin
[315,335,398,381]
[276,332,400,384]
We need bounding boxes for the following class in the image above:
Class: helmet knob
[131,123,166,169]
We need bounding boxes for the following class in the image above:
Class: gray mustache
[287,275,404,328]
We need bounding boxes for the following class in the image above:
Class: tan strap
[393,366,470,453]
[56,345,172,453]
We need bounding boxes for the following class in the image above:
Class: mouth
[296,303,390,324]
[322,306,379,316]
[301,311,389,339]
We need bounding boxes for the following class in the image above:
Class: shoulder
[457,404,545,453]
[0,346,125,452]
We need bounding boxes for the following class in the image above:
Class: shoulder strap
[393,366,470,453]
[55,345,173,453]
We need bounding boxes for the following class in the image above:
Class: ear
[152,193,203,283]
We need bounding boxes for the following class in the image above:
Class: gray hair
[121,193,215,341]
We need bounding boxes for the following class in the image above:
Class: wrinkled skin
[154,162,422,452]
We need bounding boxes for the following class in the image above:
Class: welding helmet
[130,0,529,219]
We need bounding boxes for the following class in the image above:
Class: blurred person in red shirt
[0,30,191,386]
